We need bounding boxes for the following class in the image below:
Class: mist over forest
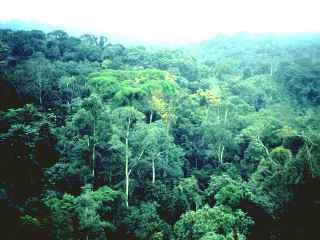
[0,23,320,240]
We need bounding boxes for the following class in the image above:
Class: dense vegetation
[0,28,319,240]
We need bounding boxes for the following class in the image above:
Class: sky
[1,0,320,44]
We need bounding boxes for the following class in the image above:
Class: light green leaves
[174,205,253,240]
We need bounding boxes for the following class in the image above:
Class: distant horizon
[2,20,320,45]
[2,19,320,48]
[2,18,320,47]
[1,0,320,44]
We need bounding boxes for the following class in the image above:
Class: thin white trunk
[149,110,153,124]
[257,136,270,157]
[220,145,224,164]
[256,136,279,166]
[37,71,43,108]
[125,136,129,208]
[224,110,228,124]
[152,158,155,184]
[151,152,162,184]
[125,117,131,208]
[206,107,209,122]
[92,120,96,178]
[218,144,224,164]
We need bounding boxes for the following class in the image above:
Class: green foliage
[123,202,169,240]
[206,173,251,207]
[241,139,268,176]
[228,75,281,110]
[175,176,203,211]
[0,40,9,64]
[270,146,292,164]
[277,59,320,104]
[0,104,57,200]
[20,214,43,232]
[250,145,302,213]
[174,205,253,240]
[2,28,320,240]
[44,185,122,240]
[297,134,320,177]
[89,68,178,117]
[132,121,184,182]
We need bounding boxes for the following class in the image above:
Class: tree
[0,104,54,200]
[3,27,320,240]
[44,184,122,240]
[89,68,178,116]
[250,146,300,213]
[8,55,61,109]
[297,134,320,177]
[0,40,9,65]
[110,106,144,207]
[81,94,104,178]
[133,121,183,185]
[175,176,203,211]
[174,205,253,240]
[123,202,169,240]
[276,59,320,104]
[55,94,112,188]
[206,173,251,208]
[240,139,268,177]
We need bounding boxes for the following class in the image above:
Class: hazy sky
[1,0,319,43]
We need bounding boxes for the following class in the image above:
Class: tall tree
[110,106,144,207]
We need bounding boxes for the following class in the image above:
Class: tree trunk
[125,136,129,208]
[218,144,224,164]
[149,110,153,124]
[92,120,96,178]
[125,117,131,208]
[224,110,228,124]
[37,71,43,108]
[152,158,155,184]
